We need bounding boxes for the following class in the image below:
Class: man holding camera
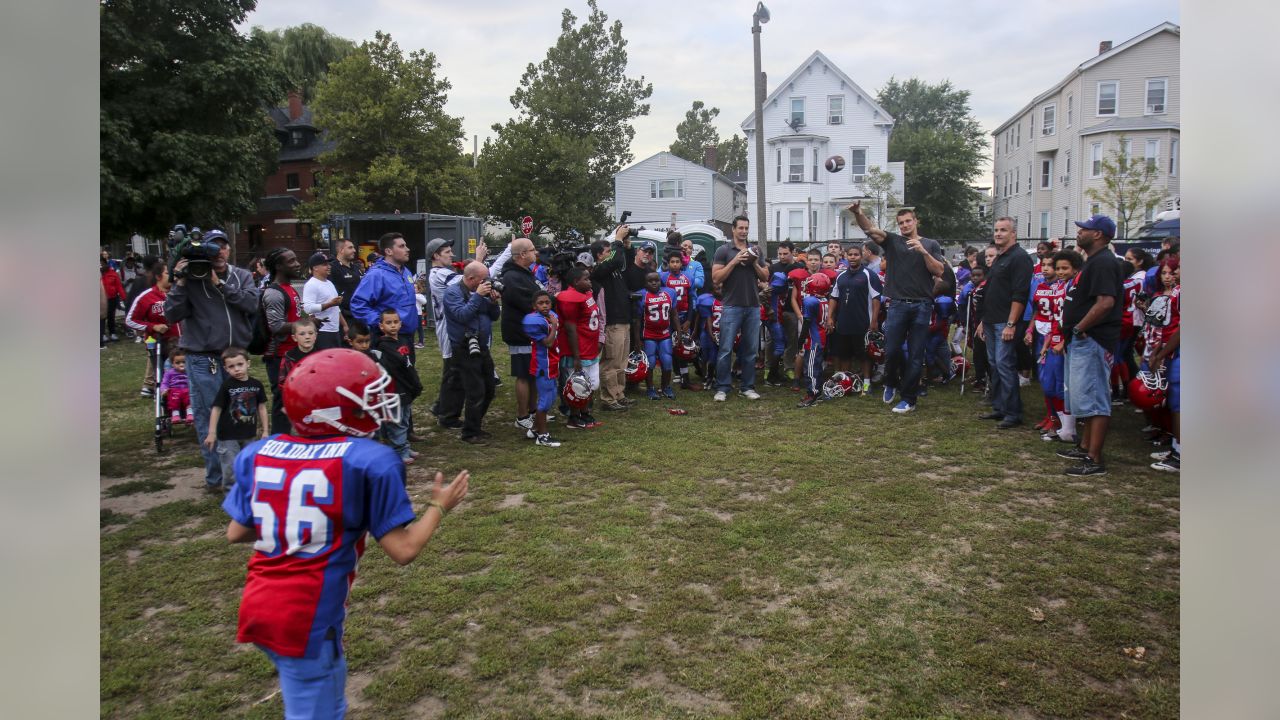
[440,262,502,445]
[710,215,769,401]
[590,225,637,411]
[162,229,260,492]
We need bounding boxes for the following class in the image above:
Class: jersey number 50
[252,466,334,557]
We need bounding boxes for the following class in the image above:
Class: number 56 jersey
[223,434,416,658]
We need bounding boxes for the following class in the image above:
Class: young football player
[1026,257,1059,432]
[798,273,833,407]
[204,347,269,490]
[786,251,816,390]
[639,271,679,399]
[160,349,193,424]
[1039,250,1082,443]
[372,309,422,464]
[222,349,470,720]
[522,291,562,447]
[692,283,723,387]
[660,252,696,389]
[556,267,603,429]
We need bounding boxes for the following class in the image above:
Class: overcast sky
[243,0,1179,187]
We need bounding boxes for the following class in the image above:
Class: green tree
[301,31,472,220]
[876,77,988,239]
[862,165,899,228]
[482,0,651,236]
[717,134,748,176]
[669,101,721,163]
[251,23,355,102]
[479,120,599,238]
[1085,135,1165,238]
[100,0,285,241]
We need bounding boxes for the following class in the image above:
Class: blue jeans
[715,305,761,392]
[259,634,347,719]
[984,321,1023,422]
[185,352,225,487]
[381,400,411,458]
[882,300,932,403]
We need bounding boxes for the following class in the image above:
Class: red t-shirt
[555,287,602,361]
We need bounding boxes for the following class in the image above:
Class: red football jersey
[1141,286,1180,363]
[1122,270,1146,328]
[663,271,692,314]
[1031,280,1057,334]
[554,287,601,361]
[641,289,675,340]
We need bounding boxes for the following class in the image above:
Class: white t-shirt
[302,276,342,333]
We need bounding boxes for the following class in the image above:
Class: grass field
[99,335,1178,719]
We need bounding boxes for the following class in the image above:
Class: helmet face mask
[284,350,402,438]
[625,351,650,384]
[562,371,592,409]
[803,273,832,297]
[822,371,858,398]
[1128,370,1168,411]
[865,330,886,362]
[674,333,699,361]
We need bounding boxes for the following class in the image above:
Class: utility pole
[751,3,770,259]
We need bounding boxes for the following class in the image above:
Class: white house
[741,50,904,244]
[612,151,747,237]
[991,22,1180,239]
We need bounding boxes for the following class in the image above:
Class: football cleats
[674,333,699,361]
[822,371,858,398]
[865,330,886,362]
[1128,370,1168,411]
[562,371,593,409]
[625,351,650,384]
[803,272,832,297]
[282,349,401,438]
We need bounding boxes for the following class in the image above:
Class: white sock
[1172,438,1181,454]
[1057,412,1076,441]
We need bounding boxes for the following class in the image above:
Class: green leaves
[251,23,355,103]
[1084,135,1164,238]
[669,101,747,176]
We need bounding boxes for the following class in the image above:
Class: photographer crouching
[162,229,261,493]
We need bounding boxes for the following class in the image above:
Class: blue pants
[1038,335,1065,401]
[643,338,673,372]
[715,305,761,392]
[882,300,932,403]
[259,634,347,720]
[1168,354,1180,413]
[535,374,556,413]
[185,351,226,487]
[769,318,786,359]
[925,331,950,378]
[380,399,411,459]
[804,343,824,396]
[984,321,1023,422]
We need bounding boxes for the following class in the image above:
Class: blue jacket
[350,259,419,335]
[685,257,705,292]
[441,282,501,348]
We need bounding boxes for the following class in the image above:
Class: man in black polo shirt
[978,217,1035,429]
[329,238,363,325]
[1057,214,1124,476]
[849,203,945,413]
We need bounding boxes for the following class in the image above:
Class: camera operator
[498,237,543,434]
[590,225,638,411]
[440,262,502,445]
[162,229,260,492]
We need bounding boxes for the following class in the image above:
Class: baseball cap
[1074,214,1116,239]
[425,237,451,259]
[635,241,655,253]
[308,251,330,267]
[575,251,595,267]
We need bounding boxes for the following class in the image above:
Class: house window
[1015,166,1020,193]
[286,173,300,191]
[1064,212,1071,235]
[1016,122,1021,148]
[1067,95,1073,127]
[1090,202,1101,216]
[812,147,819,182]
[788,148,805,182]
[776,149,782,182]
[849,148,867,181]
[1120,139,1133,169]
[1042,104,1056,136]
[1097,81,1118,116]
[1170,139,1179,176]
[828,96,844,125]
[788,210,804,241]
[290,129,304,146]
[1028,163,1033,193]
[1090,143,1103,177]
[1040,159,1053,189]
[811,210,818,240]
[1040,211,1050,239]
[295,222,311,239]
[790,98,805,126]
[1145,140,1160,171]
[1146,79,1167,114]
[1065,151,1071,176]
[1145,206,1157,223]
[775,211,781,242]
[649,179,684,199]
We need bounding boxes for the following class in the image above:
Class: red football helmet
[803,272,832,297]
[865,330,886,362]
[625,351,650,383]
[822,371,858,398]
[282,349,401,438]
[562,371,593,409]
[1128,370,1167,411]
[674,333,699,361]
[952,354,971,375]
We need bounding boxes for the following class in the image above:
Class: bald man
[440,261,502,444]
[498,236,544,434]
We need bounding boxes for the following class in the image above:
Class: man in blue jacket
[351,233,419,360]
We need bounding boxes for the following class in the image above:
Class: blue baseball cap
[1074,214,1116,239]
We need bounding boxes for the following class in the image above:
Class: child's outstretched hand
[431,470,470,512]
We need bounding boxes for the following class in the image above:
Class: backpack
[246,283,285,355]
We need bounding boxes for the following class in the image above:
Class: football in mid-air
[824,155,845,173]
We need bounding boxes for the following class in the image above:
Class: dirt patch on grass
[101,467,210,517]
[634,670,734,715]
[498,494,526,509]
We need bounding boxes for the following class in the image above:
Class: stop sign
[520,216,533,236]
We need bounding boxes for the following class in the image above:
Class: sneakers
[1055,446,1090,461]
[882,386,898,404]
[110,333,119,342]
[1018,374,1030,386]
[170,410,181,422]
[647,388,659,400]
[1065,459,1107,476]
[740,389,761,400]
[140,388,154,398]
[892,400,916,414]
[601,400,628,412]
[414,342,425,349]
[582,414,602,428]
[460,434,488,445]
[565,417,588,430]
[525,427,537,439]
[535,433,561,447]
[185,409,194,424]
[1151,453,1180,472]
[918,385,928,397]
[713,390,727,402]
[979,411,1004,420]
[438,418,464,430]
[797,394,820,408]
[1150,449,1173,461]
[996,418,1021,430]
[860,379,872,393]
[515,414,534,430]
[662,386,676,400]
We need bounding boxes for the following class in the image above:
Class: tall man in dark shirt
[849,203,945,413]
[978,217,1035,429]
[1058,215,1124,476]
[710,215,769,401]
[328,238,363,325]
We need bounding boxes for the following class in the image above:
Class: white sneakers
[740,389,761,400]
[713,391,727,402]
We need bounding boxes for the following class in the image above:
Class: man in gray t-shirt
[710,215,769,401]
[849,203,945,412]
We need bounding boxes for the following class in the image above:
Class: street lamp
[752,2,769,259]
